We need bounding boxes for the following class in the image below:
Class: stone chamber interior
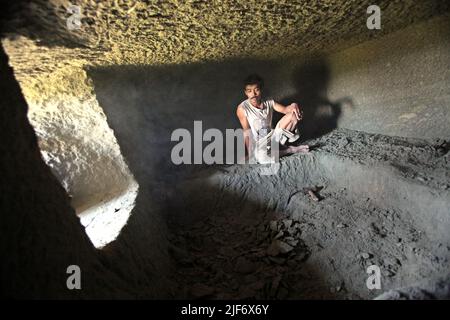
[1,0,449,299]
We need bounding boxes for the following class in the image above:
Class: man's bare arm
[236,105,251,158]
[273,101,302,120]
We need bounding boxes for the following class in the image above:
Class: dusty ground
[166,129,450,299]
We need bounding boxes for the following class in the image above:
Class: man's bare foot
[286,144,310,154]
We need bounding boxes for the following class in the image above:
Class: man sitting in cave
[236,74,309,163]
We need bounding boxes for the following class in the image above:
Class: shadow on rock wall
[277,59,354,142]
[88,60,278,214]
[87,58,353,224]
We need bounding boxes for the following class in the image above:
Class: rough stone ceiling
[2,0,450,81]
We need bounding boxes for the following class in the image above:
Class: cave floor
[166,129,450,299]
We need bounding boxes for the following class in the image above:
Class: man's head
[244,74,264,106]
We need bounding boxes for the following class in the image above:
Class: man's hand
[286,103,303,121]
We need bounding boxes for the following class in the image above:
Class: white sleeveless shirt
[240,99,274,140]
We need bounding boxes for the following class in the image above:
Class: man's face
[244,84,262,106]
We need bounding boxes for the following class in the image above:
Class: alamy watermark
[66,265,81,290]
[66,4,380,32]
[366,264,381,290]
[170,121,281,175]
[67,4,82,31]
[367,5,381,30]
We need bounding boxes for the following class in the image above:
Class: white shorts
[252,124,300,164]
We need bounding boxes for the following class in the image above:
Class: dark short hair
[244,74,264,89]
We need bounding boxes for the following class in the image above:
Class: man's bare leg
[277,111,298,132]
[279,144,310,156]
[276,112,309,154]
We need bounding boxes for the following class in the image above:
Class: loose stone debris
[166,129,450,300]
[169,210,310,299]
